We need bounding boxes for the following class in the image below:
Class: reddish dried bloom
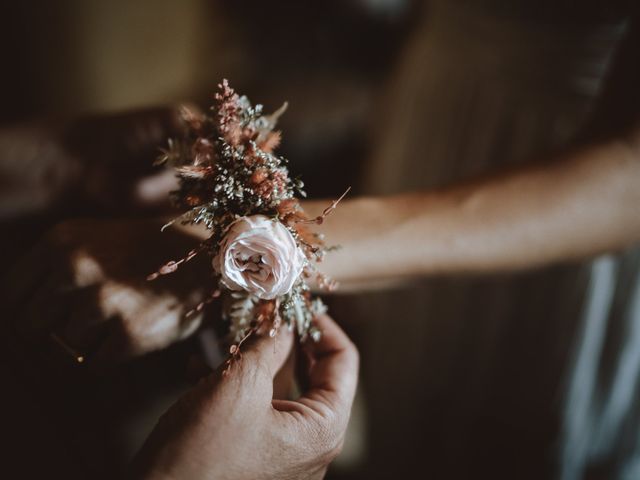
[185,195,203,207]
[279,199,308,226]
[255,300,276,324]
[175,165,214,179]
[259,131,281,153]
[250,168,268,186]
[282,211,308,227]
[243,143,261,167]
[252,169,289,201]
[277,198,300,216]
[271,170,288,195]
[242,125,258,141]
[180,105,206,133]
[254,179,274,199]
[295,224,322,248]
[214,79,242,145]
[316,273,338,291]
[191,138,215,165]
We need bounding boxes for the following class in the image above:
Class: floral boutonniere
[149,80,348,366]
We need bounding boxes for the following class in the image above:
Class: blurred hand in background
[0,106,183,220]
[3,218,210,365]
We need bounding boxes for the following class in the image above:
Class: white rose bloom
[213,215,306,300]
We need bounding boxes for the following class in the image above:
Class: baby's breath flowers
[149,80,347,360]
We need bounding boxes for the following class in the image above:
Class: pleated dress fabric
[357,1,640,478]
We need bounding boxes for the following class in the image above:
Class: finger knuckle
[347,340,360,364]
[325,438,346,463]
[70,251,104,286]
[308,413,345,463]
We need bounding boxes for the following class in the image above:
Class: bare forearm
[305,135,640,290]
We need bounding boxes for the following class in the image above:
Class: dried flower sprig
[149,80,346,360]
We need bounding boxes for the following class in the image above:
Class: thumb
[235,326,294,383]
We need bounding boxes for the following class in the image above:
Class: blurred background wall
[0,0,410,196]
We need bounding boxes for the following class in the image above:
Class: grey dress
[358,1,640,478]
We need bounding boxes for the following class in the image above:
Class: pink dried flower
[213,215,306,300]
[191,138,215,165]
[276,198,300,216]
[242,143,260,167]
[184,195,204,207]
[258,131,281,153]
[271,170,288,195]
[175,165,214,179]
[179,105,206,133]
[250,168,269,186]
[214,79,242,145]
[254,179,274,199]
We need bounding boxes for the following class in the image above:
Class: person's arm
[303,126,640,290]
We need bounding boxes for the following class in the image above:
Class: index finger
[298,314,359,414]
